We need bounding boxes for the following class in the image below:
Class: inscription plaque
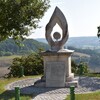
[46,61,66,87]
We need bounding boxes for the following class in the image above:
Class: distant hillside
[36,38,47,43]
[0,38,49,55]
[68,46,100,72]
[66,36,100,49]
[36,36,100,49]
[0,37,100,72]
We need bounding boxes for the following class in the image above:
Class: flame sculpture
[45,6,69,51]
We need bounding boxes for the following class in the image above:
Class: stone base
[34,80,45,87]
[41,76,46,81]
[66,73,74,82]
[34,76,45,87]
[66,76,79,87]
[34,77,79,88]
[66,81,78,87]
[34,81,78,88]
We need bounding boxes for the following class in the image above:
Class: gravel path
[6,77,100,100]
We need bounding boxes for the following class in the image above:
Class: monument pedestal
[34,49,78,87]
[34,7,78,87]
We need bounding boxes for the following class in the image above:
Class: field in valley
[0,55,21,77]
[0,67,9,78]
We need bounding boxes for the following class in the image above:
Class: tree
[97,26,100,37]
[0,0,50,41]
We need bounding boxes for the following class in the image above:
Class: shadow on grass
[0,90,33,100]
[0,90,15,100]
[0,87,62,99]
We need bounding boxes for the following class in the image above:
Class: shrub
[8,49,43,77]
[71,60,78,73]
[71,60,89,75]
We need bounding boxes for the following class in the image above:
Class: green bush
[71,60,78,73]
[8,50,43,77]
[71,60,89,75]
[77,62,89,75]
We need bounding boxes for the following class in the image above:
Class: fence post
[70,86,75,100]
[15,87,20,100]
[20,66,24,77]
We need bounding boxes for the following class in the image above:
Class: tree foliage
[8,49,43,77]
[71,60,78,74]
[0,0,50,41]
[97,26,100,37]
[71,60,89,75]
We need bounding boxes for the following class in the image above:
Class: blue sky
[28,0,100,39]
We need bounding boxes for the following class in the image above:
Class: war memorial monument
[35,6,78,87]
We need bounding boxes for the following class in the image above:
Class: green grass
[84,73,100,77]
[0,75,41,100]
[66,91,100,100]
[0,92,31,100]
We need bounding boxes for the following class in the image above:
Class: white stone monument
[34,6,78,87]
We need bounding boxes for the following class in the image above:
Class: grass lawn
[0,75,41,100]
[66,91,100,100]
[85,73,100,77]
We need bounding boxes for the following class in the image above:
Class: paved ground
[6,77,100,100]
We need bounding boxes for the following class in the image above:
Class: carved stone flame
[45,6,69,51]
